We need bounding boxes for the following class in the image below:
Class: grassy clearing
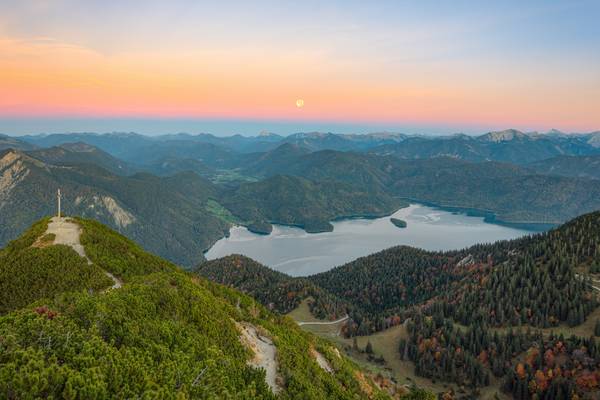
[210,169,259,184]
[287,305,510,399]
[205,199,243,225]
[287,298,346,336]
[287,298,326,323]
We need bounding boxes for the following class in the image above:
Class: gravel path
[44,217,122,289]
[46,217,88,259]
[238,322,282,394]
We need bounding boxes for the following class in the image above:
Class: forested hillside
[0,149,230,266]
[197,255,348,320]
[222,175,402,233]
[0,218,400,399]
[0,218,112,314]
[529,155,600,180]
[388,158,600,225]
[399,313,600,399]
[311,211,600,334]
[324,212,600,399]
[241,145,600,226]
[26,142,136,176]
[199,212,600,398]
[199,212,600,337]
[0,149,400,266]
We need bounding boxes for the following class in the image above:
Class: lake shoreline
[395,198,555,232]
[204,204,533,276]
[202,205,410,254]
[204,199,549,255]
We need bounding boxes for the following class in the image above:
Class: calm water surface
[205,204,532,276]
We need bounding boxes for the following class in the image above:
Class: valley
[2,129,600,399]
[3,129,600,269]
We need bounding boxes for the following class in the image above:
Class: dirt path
[104,271,122,289]
[237,322,282,394]
[43,217,122,289]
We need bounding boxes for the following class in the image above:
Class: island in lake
[390,217,407,228]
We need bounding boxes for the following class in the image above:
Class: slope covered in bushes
[0,218,395,399]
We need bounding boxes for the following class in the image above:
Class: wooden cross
[57,189,62,218]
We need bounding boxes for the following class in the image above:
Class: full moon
[296,99,304,108]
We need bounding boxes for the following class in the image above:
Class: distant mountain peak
[588,132,600,148]
[479,129,528,142]
[288,132,332,139]
[258,130,278,137]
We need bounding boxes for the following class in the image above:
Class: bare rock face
[0,151,30,208]
[456,254,475,267]
[588,132,600,148]
[74,195,136,228]
[479,129,528,142]
[310,346,334,373]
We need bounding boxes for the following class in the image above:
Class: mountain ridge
[0,216,398,399]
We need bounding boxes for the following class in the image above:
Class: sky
[0,0,599,136]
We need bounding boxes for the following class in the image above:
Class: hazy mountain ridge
[19,129,600,161]
[26,142,136,176]
[241,145,600,226]
[529,154,600,180]
[0,134,37,151]
[371,129,600,164]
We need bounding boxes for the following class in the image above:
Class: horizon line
[2,127,599,139]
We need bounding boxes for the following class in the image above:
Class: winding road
[297,315,349,326]
[575,273,600,293]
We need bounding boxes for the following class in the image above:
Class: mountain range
[3,129,600,266]
[0,147,399,265]
[15,129,600,163]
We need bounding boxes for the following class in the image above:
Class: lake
[205,204,533,276]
